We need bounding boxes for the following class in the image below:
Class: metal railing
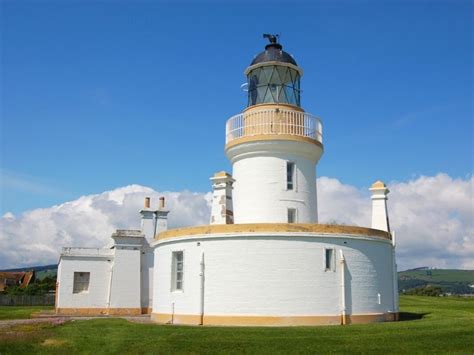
[225,108,323,145]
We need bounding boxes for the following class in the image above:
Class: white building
[56,35,399,325]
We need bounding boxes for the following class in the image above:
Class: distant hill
[398,269,474,295]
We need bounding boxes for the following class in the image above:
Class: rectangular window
[288,208,297,223]
[325,249,335,271]
[286,162,295,190]
[73,272,90,293]
[171,251,184,291]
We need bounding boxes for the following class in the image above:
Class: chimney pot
[144,197,151,209]
[159,197,165,209]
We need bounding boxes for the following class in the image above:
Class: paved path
[0,317,69,330]
[0,315,152,330]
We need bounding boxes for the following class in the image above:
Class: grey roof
[111,229,144,238]
[250,43,297,66]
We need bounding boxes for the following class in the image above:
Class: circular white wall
[151,232,397,326]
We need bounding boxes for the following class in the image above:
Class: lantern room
[245,34,302,107]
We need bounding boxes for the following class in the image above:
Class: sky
[1,0,473,270]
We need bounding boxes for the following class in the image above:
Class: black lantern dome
[246,34,301,108]
[250,36,298,66]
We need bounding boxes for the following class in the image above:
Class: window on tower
[287,208,297,223]
[287,162,295,190]
[325,248,335,271]
[171,251,184,291]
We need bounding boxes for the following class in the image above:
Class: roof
[0,271,35,291]
[371,180,387,189]
[250,43,297,66]
[111,229,144,238]
[213,171,232,178]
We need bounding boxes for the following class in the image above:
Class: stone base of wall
[56,307,144,316]
[151,312,400,326]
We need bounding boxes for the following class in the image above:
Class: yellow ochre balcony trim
[155,223,391,241]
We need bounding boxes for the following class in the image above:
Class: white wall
[152,233,396,319]
[57,256,112,309]
[371,198,390,232]
[141,246,154,310]
[227,140,322,224]
[109,246,141,309]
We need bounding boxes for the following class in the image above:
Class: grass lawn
[0,306,54,320]
[0,296,473,354]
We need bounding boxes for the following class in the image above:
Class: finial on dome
[263,33,282,50]
[263,33,279,44]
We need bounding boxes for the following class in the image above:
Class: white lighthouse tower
[55,35,398,324]
[226,34,323,223]
[149,36,398,326]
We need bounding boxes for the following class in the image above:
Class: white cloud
[0,185,212,269]
[0,174,472,271]
[317,173,473,271]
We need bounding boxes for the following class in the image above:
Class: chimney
[210,171,235,225]
[140,197,155,239]
[155,196,170,235]
[370,180,390,232]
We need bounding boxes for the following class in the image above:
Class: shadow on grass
[398,312,429,321]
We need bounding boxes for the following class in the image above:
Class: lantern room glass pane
[262,66,273,82]
[247,65,301,107]
[277,66,291,84]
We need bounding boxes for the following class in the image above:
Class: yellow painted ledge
[225,134,323,150]
[156,223,391,241]
[151,312,399,326]
[55,307,146,316]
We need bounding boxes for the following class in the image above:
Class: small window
[73,272,90,293]
[325,249,335,271]
[288,208,297,223]
[171,251,184,291]
[286,162,295,190]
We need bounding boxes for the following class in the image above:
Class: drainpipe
[391,231,399,319]
[171,302,175,324]
[339,250,347,325]
[199,252,205,325]
[153,211,158,239]
[106,261,114,313]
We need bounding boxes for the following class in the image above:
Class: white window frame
[287,208,297,223]
[324,248,336,272]
[286,161,296,191]
[171,251,184,292]
[73,272,90,294]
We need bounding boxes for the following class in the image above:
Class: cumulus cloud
[0,174,472,271]
[0,185,212,269]
[317,174,473,271]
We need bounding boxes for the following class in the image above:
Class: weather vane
[263,33,280,44]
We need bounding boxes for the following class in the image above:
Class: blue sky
[2,0,472,215]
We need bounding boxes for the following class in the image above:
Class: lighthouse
[56,35,399,326]
[149,36,398,326]
[226,34,323,224]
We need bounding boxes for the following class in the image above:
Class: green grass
[0,306,54,320]
[0,297,473,354]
